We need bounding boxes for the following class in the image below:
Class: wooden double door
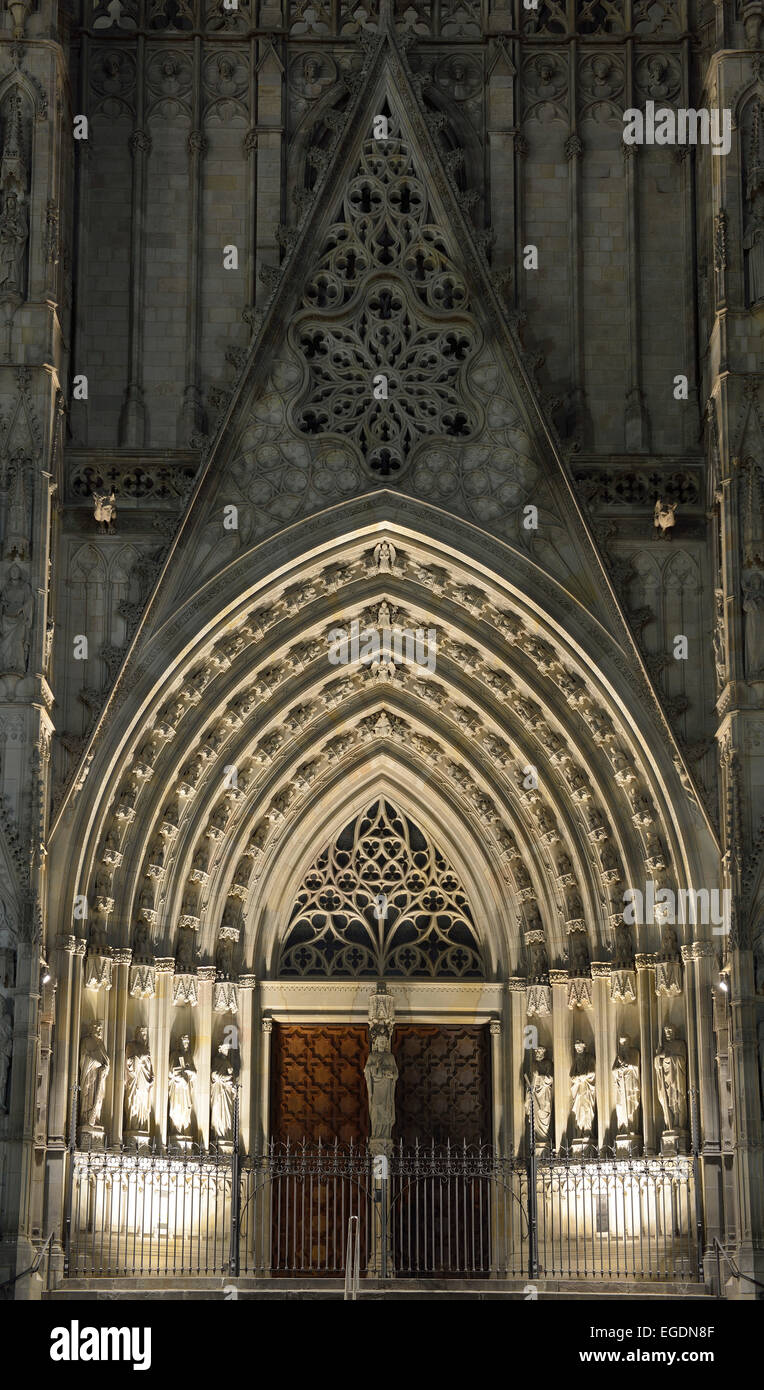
[268,1022,492,1277]
[269,1022,492,1146]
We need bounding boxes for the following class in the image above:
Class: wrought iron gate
[65,1141,702,1283]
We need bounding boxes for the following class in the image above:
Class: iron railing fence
[65,1140,701,1284]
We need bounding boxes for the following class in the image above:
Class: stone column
[636,953,657,1154]
[727,941,764,1294]
[237,975,257,1156]
[550,969,569,1150]
[259,1015,273,1147]
[180,78,207,443]
[48,934,77,1145]
[109,949,131,1147]
[490,1016,504,1153]
[151,959,174,1148]
[622,39,650,452]
[591,963,611,1150]
[196,966,216,1151]
[487,38,515,281]
[255,42,284,306]
[565,113,585,442]
[682,940,724,1278]
[118,34,149,446]
[507,978,526,1156]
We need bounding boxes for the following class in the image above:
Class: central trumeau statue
[364,982,398,1147]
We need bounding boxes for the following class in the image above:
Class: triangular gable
[124,29,636,646]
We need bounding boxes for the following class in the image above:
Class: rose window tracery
[290,123,480,478]
[278,798,484,977]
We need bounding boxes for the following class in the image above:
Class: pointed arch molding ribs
[48,517,719,981]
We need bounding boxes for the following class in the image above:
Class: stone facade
[0,0,762,1297]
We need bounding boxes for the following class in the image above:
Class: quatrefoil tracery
[292,134,480,478]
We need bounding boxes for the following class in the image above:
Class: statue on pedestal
[0,561,33,674]
[124,1024,153,1132]
[612,1034,641,1133]
[79,1021,110,1130]
[364,982,397,1147]
[654,1025,687,1132]
[0,190,28,295]
[168,1035,196,1135]
[570,1039,596,1139]
[365,1027,398,1144]
[525,1045,554,1144]
[210,1041,237,1140]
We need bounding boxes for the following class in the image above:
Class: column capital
[681,941,719,962]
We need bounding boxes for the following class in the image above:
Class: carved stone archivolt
[53,485,714,1015]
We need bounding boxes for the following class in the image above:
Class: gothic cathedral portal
[0,0,763,1305]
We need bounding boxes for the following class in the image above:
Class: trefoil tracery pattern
[279,798,483,977]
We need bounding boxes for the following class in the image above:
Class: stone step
[47,1276,717,1301]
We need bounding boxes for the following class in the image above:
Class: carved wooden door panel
[392,1024,491,1145]
[269,1025,370,1275]
[391,1025,492,1276]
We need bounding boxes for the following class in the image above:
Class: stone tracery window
[278,798,484,978]
[291,116,479,479]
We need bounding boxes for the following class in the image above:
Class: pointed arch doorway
[269,798,493,1150]
[258,798,501,1279]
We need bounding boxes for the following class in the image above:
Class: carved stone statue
[0,1003,11,1111]
[132,919,151,962]
[742,567,764,679]
[372,539,396,573]
[176,928,195,973]
[654,1025,687,1132]
[653,498,677,538]
[612,1035,641,1133]
[0,562,33,674]
[210,1041,237,1139]
[364,1026,398,1144]
[744,183,764,306]
[124,1024,154,1131]
[79,1021,110,1130]
[0,190,28,295]
[525,1045,554,1143]
[92,490,117,534]
[713,588,727,690]
[570,1039,596,1138]
[168,1035,196,1135]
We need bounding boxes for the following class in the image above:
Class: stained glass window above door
[278,799,484,978]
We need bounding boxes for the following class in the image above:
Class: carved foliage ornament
[279,798,483,978]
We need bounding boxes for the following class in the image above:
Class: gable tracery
[290,120,481,478]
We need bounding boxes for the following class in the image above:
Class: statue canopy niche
[278,798,484,978]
